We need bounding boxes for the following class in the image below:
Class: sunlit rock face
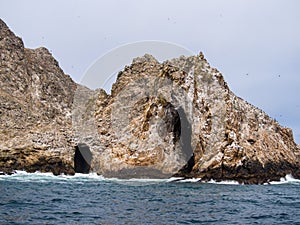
[1,18,299,183]
[92,52,300,183]
[0,19,76,175]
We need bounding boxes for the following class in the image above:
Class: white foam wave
[268,174,300,185]
[0,171,195,184]
[176,178,202,183]
[206,179,240,185]
[166,177,185,182]
[0,171,106,183]
[166,177,240,184]
[0,171,170,185]
[167,177,241,184]
[1,171,299,185]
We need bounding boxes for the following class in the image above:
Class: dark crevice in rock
[74,143,92,174]
[173,107,195,177]
[157,99,181,144]
[177,107,193,161]
[158,102,181,144]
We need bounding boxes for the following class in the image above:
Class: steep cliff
[0,19,76,174]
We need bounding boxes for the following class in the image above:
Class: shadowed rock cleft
[74,143,92,174]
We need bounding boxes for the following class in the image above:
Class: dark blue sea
[0,172,300,225]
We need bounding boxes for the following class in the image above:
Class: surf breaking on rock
[0,19,300,184]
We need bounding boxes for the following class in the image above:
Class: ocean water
[0,172,300,225]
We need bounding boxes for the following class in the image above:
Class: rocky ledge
[1,19,300,183]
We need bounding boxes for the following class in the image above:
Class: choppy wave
[1,171,300,185]
[1,172,300,225]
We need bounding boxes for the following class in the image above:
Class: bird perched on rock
[198,51,205,60]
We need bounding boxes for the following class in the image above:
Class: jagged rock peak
[132,53,159,64]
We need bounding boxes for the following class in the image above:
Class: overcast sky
[1,0,300,143]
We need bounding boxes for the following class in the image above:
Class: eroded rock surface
[1,19,299,183]
[92,54,300,183]
[0,19,76,175]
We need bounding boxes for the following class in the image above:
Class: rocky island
[1,19,299,184]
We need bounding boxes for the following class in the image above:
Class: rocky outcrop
[0,19,76,175]
[1,19,299,183]
[92,54,300,183]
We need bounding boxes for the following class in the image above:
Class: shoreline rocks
[1,19,299,184]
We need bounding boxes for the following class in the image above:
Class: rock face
[0,19,76,175]
[92,54,300,183]
[1,19,299,183]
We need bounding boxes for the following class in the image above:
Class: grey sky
[1,0,300,143]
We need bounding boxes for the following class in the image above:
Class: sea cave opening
[74,143,92,174]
